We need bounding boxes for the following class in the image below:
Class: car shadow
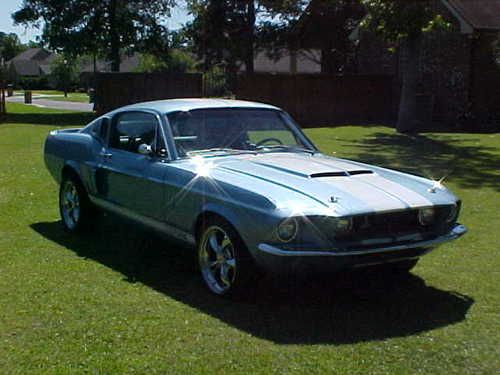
[338,132,500,192]
[31,218,473,345]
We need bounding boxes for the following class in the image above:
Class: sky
[0,0,191,43]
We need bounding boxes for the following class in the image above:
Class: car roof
[117,98,281,114]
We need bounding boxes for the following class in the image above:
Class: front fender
[199,201,280,258]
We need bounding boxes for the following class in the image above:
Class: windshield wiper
[186,148,256,156]
[255,145,316,154]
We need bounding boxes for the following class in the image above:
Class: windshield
[166,108,313,157]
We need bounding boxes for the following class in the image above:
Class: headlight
[333,217,353,234]
[277,218,298,242]
[418,207,435,226]
[446,203,459,223]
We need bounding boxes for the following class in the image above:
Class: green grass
[14,90,67,96]
[14,90,90,103]
[0,103,499,374]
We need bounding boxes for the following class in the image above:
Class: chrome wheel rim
[199,226,236,294]
[60,181,80,230]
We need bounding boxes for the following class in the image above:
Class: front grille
[351,210,421,238]
[348,207,455,241]
[307,205,458,249]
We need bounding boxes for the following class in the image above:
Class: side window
[109,112,158,153]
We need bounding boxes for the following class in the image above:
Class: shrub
[18,76,50,90]
[135,50,197,73]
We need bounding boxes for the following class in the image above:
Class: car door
[96,110,167,221]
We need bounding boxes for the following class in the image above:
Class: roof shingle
[10,60,41,76]
[12,48,52,62]
[447,0,500,30]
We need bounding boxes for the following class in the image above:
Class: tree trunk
[397,34,421,133]
[244,0,255,74]
[109,0,121,72]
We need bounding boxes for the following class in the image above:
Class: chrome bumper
[258,224,467,257]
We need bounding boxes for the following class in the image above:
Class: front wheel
[197,218,255,297]
[59,174,95,232]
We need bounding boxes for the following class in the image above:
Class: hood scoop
[310,170,373,178]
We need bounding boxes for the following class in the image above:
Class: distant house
[6,48,142,88]
[79,53,141,74]
[79,53,141,89]
[242,49,321,74]
[353,0,500,127]
[7,48,56,83]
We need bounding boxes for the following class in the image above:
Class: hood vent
[310,170,373,178]
[348,170,373,176]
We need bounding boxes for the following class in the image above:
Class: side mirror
[138,143,153,155]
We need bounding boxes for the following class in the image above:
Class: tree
[135,50,196,73]
[260,0,364,74]
[361,0,449,133]
[185,0,305,74]
[190,0,362,75]
[0,32,27,62]
[298,0,364,73]
[50,55,79,96]
[13,0,175,72]
[185,1,257,74]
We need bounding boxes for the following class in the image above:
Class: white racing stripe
[358,174,433,208]
[323,177,408,212]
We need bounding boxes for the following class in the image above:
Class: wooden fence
[93,72,395,126]
[0,81,6,116]
[94,73,203,114]
[235,74,394,126]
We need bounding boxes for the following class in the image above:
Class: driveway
[7,95,94,112]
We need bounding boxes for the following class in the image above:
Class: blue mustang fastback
[44,99,466,296]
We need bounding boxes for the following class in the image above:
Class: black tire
[59,173,96,233]
[197,216,256,297]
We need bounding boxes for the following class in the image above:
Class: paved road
[7,95,94,112]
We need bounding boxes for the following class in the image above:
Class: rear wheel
[198,217,255,297]
[59,174,95,232]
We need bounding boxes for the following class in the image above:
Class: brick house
[353,0,500,129]
[7,48,56,84]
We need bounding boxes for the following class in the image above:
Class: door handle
[100,152,112,158]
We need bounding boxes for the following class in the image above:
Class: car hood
[186,152,457,217]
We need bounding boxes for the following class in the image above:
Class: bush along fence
[202,66,235,97]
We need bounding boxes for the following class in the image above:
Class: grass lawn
[0,103,499,374]
[14,90,67,96]
[13,90,90,103]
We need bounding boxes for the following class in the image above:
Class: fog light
[277,218,298,242]
[418,207,435,226]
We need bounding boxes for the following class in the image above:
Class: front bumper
[254,224,467,272]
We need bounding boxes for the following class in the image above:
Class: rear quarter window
[85,118,109,144]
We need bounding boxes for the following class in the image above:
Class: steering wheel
[255,138,284,148]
